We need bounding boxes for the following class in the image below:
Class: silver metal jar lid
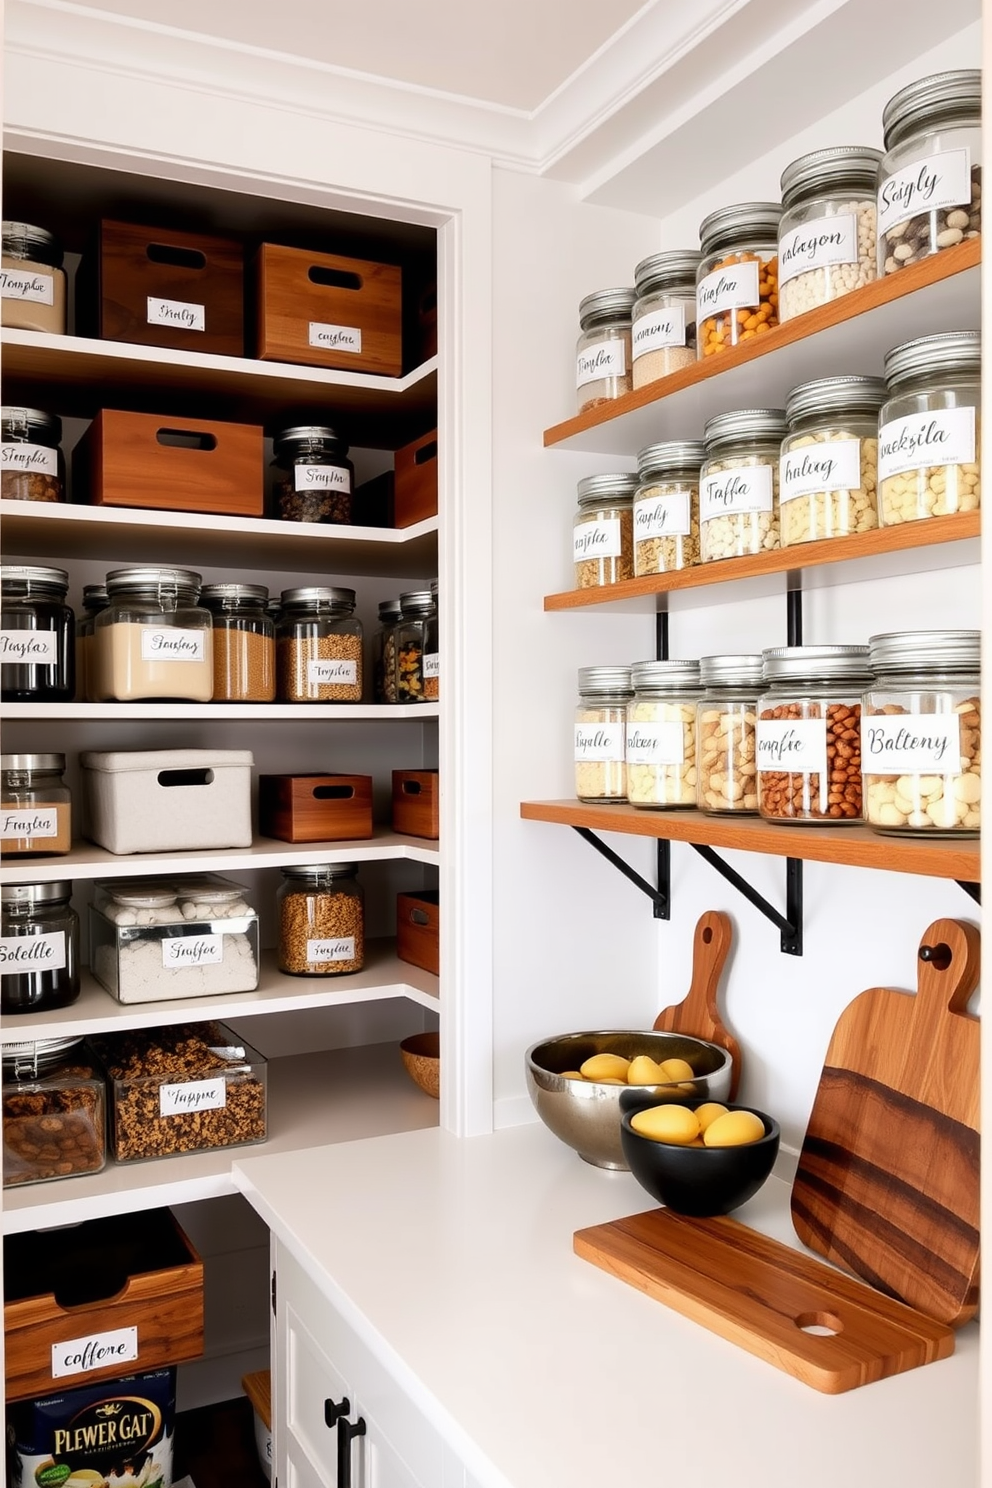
[703,409,787,451]
[780,146,884,205]
[785,375,887,424]
[698,202,783,254]
[1,1036,84,1077]
[280,863,359,881]
[378,599,403,621]
[868,630,980,672]
[578,288,636,328]
[882,331,980,391]
[280,586,356,610]
[882,70,982,151]
[273,425,349,454]
[1,407,62,444]
[1,881,73,905]
[578,665,633,697]
[576,473,639,506]
[1,221,63,268]
[1,753,65,771]
[636,441,705,478]
[630,659,702,691]
[762,645,872,683]
[82,585,108,609]
[633,250,702,296]
[399,590,434,616]
[699,654,764,687]
[106,566,202,595]
[1,564,69,594]
[201,583,269,605]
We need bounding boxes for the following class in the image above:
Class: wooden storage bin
[394,428,438,527]
[74,408,264,517]
[396,890,439,976]
[392,769,439,839]
[255,243,402,374]
[259,773,374,843]
[4,1208,203,1401]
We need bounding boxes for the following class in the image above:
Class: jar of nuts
[575,666,633,803]
[271,423,355,524]
[778,146,882,322]
[862,630,980,836]
[2,1037,105,1187]
[631,250,700,387]
[699,409,785,562]
[696,202,782,359]
[878,331,980,526]
[633,441,703,576]
[780,376,885,546]
[626,659,701,809]
[695,654,764,815]
[202,583,276,703]
[1,406,65,502]
[277,586,363,703]
[879,70,981,277]
[757,646,873,825]
[278,863,365,975]
[573,473,637,588]
[575,288,635,414]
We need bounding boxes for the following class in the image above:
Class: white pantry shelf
[1,700,440,721]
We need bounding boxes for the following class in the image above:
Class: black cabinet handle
[324,1396,349,1429]
[337,1410,367,1488]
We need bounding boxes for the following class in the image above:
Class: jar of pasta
[878,331,980,525]
[574,666,632,803]
[626,660,701,809]
[696,202,782,359]
[1,407,64,502]
[778,146,882,321]
[862,630,980,836]
[780,376,885,545]
[699,409,785,561]
[575,288,635,413]
[695,654,764,815]
[633,442,703,575]
[631,251,700,387]
[573,473,637,588]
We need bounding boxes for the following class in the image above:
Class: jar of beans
[778,146,882,322]
[573,473,637,588]
[699,409,785,562]
[696,202,782,359]
[1,565,75,703]
[780,376,885,546]
[575,666,632,803]
[878,331,980,526]
[862,630,980,836]
[631,250,700,387]
[394,589,434,703]
[2,1038,106,1187]
[202,583,276,702]
[695,654,764,815]
[1,880,80,1013]
[757,646,873,825]
[373,597,402,703]
[575,288,635,413]
[878,70,981,276]
[626,660,701,809]
[1,407,64,502]
[633,442,703,576]
[424,579,439,701]
[272,424,354,524]
[277,587,363,703]
[75,585,108,703]
[277,863,365,976]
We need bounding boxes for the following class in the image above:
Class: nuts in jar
[2,1039,105,1186]
[271,423,354,524]
[573,473,637,588]
[1,407,64,502]
[575,288,634,413]
[575,666,632,802]
[780,376,884,546]
[878,331,980,526]
[633,441,703,576]
[277,863,365,975]
[777,147,881,321]
[625,660,701,809]
[695,654,764,814]
[696,202,782,359]
[699,409,785,562]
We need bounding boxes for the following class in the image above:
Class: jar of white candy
[699,408,785,562]
[778,146,882,322]
[877,331,980,526]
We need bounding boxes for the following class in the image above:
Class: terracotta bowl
[400,1031,440,1099]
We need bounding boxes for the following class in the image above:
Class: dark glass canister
[1,880,80,1012]
[1,566,74,702]
[272,425,355,524]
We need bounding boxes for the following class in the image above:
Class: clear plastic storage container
[573,473,637,588]
[575,288,635,413]
[695,654,764,815]
[780,376,885,545]
[1,565,74,703]
[699,409,785,561]
[1,407,64,502]
[277,586,363,702]
[625,659,701,809]
[277,864,365,976]
[93,567,213,703]
[2,1038,105,1187]
[633,442,703,575]
[574,666,633,803]
[696,202,782,358]
[1,753,71,858]
[778,147,882,321]
[631,251,700,387]
[878,331,980,525]
[0,880,79,1013]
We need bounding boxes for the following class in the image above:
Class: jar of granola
[778,147,882,321]
[574,666,632,803]
[573,473,636,588]
[695,654,764,815]
[633,442,703,576]
[878,331,980,526]
[575,288,635,413]
[699,409,785,561]
[626,660,701,809]
[780,376,885,545]
[696,202,782,359]
[631,251,700,387]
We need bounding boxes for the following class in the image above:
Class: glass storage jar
[394,590,434,703]
[1,754,71,858]
[373,597,402,703]
[1,407,64,502]
[695,654,764,815]
[202,583,275,702]
[277,586,363,702]
[75,584,108,703]
[1,880,79,1013]
[277,863,365,976]
[699,409,785,561]
[862,629,980,836]
[757,645,872,824]
[575,288,635,413]
[575,666,632,803]
[878,70,981,275]
[626,659,702,809]
[631,250,700,387]
[93,567,213,702]
[573,473,637,588]
[878,331,980,526]
[778,146,882,321]
[1,565,74,702]
[780,376,885,545]
[1,222,67,334]
[272,424,355,524]
[2,1038,106,1187]
[696,202,782,358]
[633,441,703,575]
[424,579,439,701]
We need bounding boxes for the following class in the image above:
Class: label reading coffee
[780,440,862,502]
[697,259,760,319]
[634,489,691,539]
[756,718,828,776]
[0,930,66,971]
[0,629,58,664]
[574,723,624,762]
[1,807,58,840]
[878,147,972,235]
[160,1076,227,1116]
[632,304,687,354]
[294,464,352,492]
[778,213,858,286]
[146,295,205,331]
[625,721,684,766]
[574,517,621,560]
[309,321,362,353]
[308,658,358,686]
[1,441,58,474]
[306,937,356,962]
[0,266,55,304]
[699,465,773,521]
[878,406,976,480]
[860,714,961,773]
[161,933,223,968]
[576,340,625,388]
[52,1326,139,1380]
[140,627,206,662]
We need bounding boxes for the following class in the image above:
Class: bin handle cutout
[156,428,218,452]
[402,781,422,795]
[146,243,208,271]
[414,441,438,466]
[52,1270,132,1310]
[308,265,363,291]
[313,784,355,799]
[410,908,431,926]
[157,768,214,788]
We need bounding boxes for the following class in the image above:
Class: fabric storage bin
[391,769,439,838]
[394,427,438,527]
[80,749,253,855]
[396,890,439,976]
[258,773,373,843]
[254,243,402,374]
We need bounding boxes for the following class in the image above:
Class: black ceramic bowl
[619,1090,780,1217]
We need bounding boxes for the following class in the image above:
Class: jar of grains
[695,654,764,814]
[633,442,703,576]
[1,880,80,1013]
[575,288,635,413]
[394,589,434,703]
[202,583,276,702]
[862,629,980,836]
[271,424,355,524]
[877,331,980,526]
[696,202,782,359]
[574,666,633,803]
[757,645,873,825]
[1,566,75,703]
[1,222,67,335]
[626,659,702,809]
[573,473,637,588]
[780,376,885,546]
[277,863,365,976]
[75,585,108,703]
[878,70,981,276]
[373,598,403,703]
[277,586,363,703]
[777,146,882,322]
[631,250,701,387]
[424,579,439,701]
[699,409,785,562]
[1,407,64,503]
[93,567,212,703]
[1,754,71,858]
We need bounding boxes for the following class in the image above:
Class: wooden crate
[254,243,402,374]
[396,890,439,976]
[258,774,374,843]
[394,428,438,527]
[391,770,439,839]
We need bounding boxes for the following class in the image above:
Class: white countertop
[234,1123,978,1488]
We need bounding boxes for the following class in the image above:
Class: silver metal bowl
[525,1029,734,1170]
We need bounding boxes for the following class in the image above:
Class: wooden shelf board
[520,800,979,882]
[0,699,440,721]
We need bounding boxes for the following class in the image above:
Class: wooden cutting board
[574,1208,954,1394]
[791,917,980,1328]
[654,910,742,1098]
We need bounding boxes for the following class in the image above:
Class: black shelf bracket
[573,827,670,919]
[957,880,981,905]
[690,843,804,956]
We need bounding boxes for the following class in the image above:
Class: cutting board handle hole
[795,1311,843,1337]
[702,926,713,944]
[919,942,952,969]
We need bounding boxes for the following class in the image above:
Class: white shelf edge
[0,701,440,721]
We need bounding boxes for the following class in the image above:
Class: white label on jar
[146,295,205,331]
[308,658,358,686]
[699,465,773,522]
[576,340,626,388]
[140,626,206,662]
[878,406,976,481]
[424,652,439,678]
[778,212,858,286]
[756,718,828,775]
[574,723,625,763]
[0,629,58,664]
[52,1326,139,1380]
[309,321,362,353]
[162,933,224,968]
[632,305,686,355]
[634,489,691,539]
[294,464,352,492]
[574,517,621,560]
[860,714,962,773]
[696,259,760,320]
[625,721,685,765]
[0,930,66,972]
[878,147,972,235]
[1,807,58,840]
[306,937,356,963]
[1,441,58,474]
[780,440,863,502]
[0,266,54,304]
[160,1077,227,1116]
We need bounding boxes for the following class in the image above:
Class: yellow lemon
[694,1102,729,1133]
[659,1057,695,1083]
[703,1110,766,1147]
[626,1054,667,1085]
[580,1053,631,1082]
[630,1104,700,1145]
